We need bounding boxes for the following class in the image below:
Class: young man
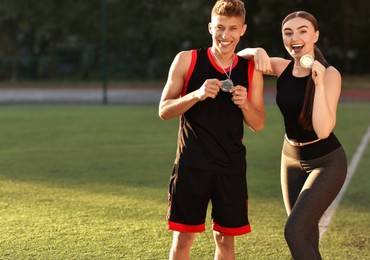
[158,1,265,259]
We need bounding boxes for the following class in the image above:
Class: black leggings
[281,145,347,260]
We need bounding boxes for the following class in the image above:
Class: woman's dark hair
[282,11,330,130]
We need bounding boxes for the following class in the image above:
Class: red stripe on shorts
[212,221,251,236]
[167,221,205,233]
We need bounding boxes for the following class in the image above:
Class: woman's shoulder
[326,65,340,74]
[270,57,291,77]
[326,65,342,81]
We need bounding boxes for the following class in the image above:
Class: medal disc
[221,79,234,92]
[300,54,314,69]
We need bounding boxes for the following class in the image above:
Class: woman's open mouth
[292,44,304,53]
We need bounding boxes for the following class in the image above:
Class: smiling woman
[282,18,319,58]
[238,10,348,260]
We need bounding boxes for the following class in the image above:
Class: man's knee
[172,231,196,249]
[214,231,234,249]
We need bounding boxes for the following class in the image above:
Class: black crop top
[276,61,318,142]
[276,61,341,160]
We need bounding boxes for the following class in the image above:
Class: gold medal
[300,54,314,69]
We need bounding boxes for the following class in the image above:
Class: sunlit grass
[0,104,368,259]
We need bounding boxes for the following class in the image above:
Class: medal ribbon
[211,51,234,81]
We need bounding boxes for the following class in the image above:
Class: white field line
[319,124,370,238]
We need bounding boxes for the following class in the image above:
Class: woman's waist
[285,134,321,146]
[283,133,341,160]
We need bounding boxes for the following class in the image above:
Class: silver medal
[221,79,234,92]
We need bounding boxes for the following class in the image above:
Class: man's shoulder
[175,48,209,65]
[173,50,194,66]
[236,54,251,64]
[183,47,210,55]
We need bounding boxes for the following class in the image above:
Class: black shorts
[166,164,250,236]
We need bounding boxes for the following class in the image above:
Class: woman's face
[282,17,319,59]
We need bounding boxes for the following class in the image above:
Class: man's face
[208,14,247,55]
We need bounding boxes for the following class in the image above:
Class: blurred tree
[116,0,214,79]
[245,0,370,74]
[0,0,368,81]
[0,0,101,80]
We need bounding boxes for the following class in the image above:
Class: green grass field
[0,103,368,259]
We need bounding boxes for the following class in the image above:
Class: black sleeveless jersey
[174,48,255,174]
[276,61,341,160]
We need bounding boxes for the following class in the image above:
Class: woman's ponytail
[298,45,330,130]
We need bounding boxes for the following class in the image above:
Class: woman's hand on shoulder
[253,48,273,74]
[237,47,272,74]
[237,48,291,77]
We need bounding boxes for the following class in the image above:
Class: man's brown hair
[212,0,246,21]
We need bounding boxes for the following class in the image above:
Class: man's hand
[194,79,222,101]
[230,85,248,108]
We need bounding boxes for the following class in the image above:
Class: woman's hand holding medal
[300,54,326,87]
[311,60,326,87]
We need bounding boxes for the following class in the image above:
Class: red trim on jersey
[247,60,255,101]
[168,221,205,233]
[182,50,197,97]
[207,48,239,74]
[212,222,251,236]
